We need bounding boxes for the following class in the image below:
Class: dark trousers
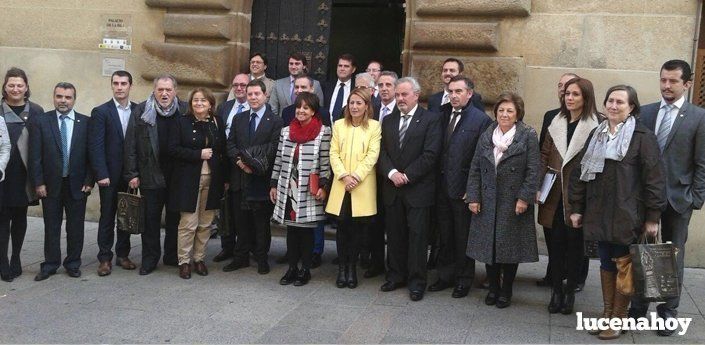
[436,192,474,285]
[631,204,692,315]
[40,179,87,273]
[287,226,314,269]
[578,256,590,284]
[140,188,165,269]
[597,241,629,272]
[385,198,429,292]
[0,206,28,276]
[336,219,365,265]
[549,204,583,291]
[313,222,325,254]
[363,211,386,271]
[542,226,553,280]
[219,191,238,254]
[163,190,179,266]
[96,182,131,262]
[486,263,518,296]
[232,191,272,264]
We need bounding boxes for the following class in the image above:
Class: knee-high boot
[589,269,615,335]
[598,255,632,340]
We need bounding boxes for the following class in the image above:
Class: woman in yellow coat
[326,88,381,289]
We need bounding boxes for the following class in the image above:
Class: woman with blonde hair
[326,88,381,289]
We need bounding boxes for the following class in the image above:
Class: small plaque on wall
[102,57,126,77]
[99,14,132,51]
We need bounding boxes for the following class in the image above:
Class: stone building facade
[1,0,703,266]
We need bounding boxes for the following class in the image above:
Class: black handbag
[217,194,231,237]
[630,231,680,302]
[117,188,145,234]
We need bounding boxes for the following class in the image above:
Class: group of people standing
[0,52,703,340]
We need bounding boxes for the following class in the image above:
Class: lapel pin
[193,130,197,133]
[77,119,80,122]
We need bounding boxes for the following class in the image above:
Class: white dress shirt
[113,98,131,136]
[328,79,352,114]
[379,99,396,123]
[226,100,250,137]
[388,104,419,179]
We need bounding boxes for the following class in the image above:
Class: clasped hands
[389,172,409,187]
[343,175,360,192]
[468,199,528,215]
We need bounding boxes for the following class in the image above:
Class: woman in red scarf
[270,92,331,286]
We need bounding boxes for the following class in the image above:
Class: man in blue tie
[324,54,357,123]
[630,60,705,336]
[213,73,251,263]
[29,82,93,281]
[224,79,283,274]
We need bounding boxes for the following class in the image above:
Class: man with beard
[123,74,188,275]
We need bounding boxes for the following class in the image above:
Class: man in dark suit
[366,60,383,105]
[536,72,579,288]
[213,73,251,263]
[323,53,356,123]
[428,76,492,298]
[268,52,324,116]
[378,77,442,301]
[427,58,484,113]
[123,74,188,275]
[89,70,138,276]
[282,75,331,127]
[29,82,94,281]
[630,60,705,336]
[224,79,283,274]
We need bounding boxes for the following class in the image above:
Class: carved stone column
[404,0,531,106]
[143,0,253,96]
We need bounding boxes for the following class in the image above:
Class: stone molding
[143,0,252,92]
[415,0,531,17]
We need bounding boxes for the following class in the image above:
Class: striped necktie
[657,104,674,152]
[398,113,411,148]
[60,114,70,177]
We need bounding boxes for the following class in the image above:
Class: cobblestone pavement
[1,217,704,343]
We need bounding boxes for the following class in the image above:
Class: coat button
[511,167,516,172]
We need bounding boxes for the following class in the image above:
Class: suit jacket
[226,108,283,200]
[439,103,492,199]
[281,104,331,127]
[268,76,325,116]
[640,101,705,213]
[322,80,354,122]
[378,106,442,208]
[539,108,560,148]
[428,90,484,114]
[29,110,94,200]
[88,99,137,184]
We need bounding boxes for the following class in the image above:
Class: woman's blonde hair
[343,88,374,128]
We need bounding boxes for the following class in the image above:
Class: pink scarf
[492,125,516,166]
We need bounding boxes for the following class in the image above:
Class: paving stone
[255,324,342,344]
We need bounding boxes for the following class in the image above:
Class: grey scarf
[579,115,635,182]
[141,93,179,126]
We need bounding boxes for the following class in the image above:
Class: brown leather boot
[179,263,191,279]
[598,290,630,340]
[589,269,615,335]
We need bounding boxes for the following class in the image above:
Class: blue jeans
[597,241,630,272]
[313,222,325,254]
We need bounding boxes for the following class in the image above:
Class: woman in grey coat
[466,92,540,308]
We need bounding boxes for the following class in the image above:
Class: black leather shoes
[139,266,155,276]
[496,294,512,308]
[280,267,298,285]
[380,281,404,292]
[428,279,452,292]
[548,289,563,314]
[560,292,575,315]
[34,271,55,281]
[66,269,81,278]
[656,309,677,336]
[257,261,270,274]
[485,291,498,305]
[293,268,311,286]
[223,260,249,272]
[212,250,233,263]
[1,274,13,282]
[409,289,424,302]
[452,284,470,298]
[574,282,585,292]
[311,253,322,269]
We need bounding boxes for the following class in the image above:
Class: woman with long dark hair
[538,77,600,314]
[0,67,44,282]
